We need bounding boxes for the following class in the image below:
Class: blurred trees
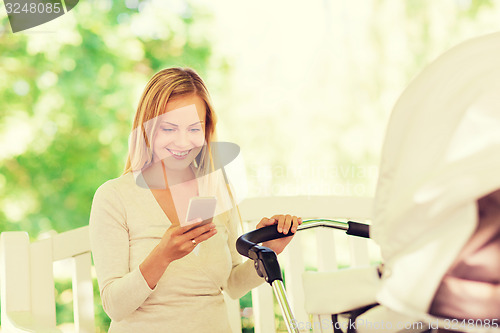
[1,0,215,330]
[0,0,214,236]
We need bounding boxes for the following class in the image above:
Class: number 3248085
[444,319,498,330]
[5,2,62,14]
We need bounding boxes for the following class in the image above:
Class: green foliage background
[0,0,214,236]
[0,1,218,331]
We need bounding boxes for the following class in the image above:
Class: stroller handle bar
[236,219,370,333]
[236,219,370,260]
[235,219,370,333]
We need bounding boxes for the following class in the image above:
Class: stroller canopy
[372,32,500,315]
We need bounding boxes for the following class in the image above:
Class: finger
[282,214,292,234]
[277,215,285,233]
[186,238,198,250]
[194,228,217,244]
[256,217,275,229]
[298,217,303,225]
[291,216,299,233]
[256,218,267,229]
[183,222,216,240]
[182,239,196,252]
[177,218,203,234]
[270,214,281,221]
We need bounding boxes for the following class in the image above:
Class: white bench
[0,195,376,333]
[0,227,95,333]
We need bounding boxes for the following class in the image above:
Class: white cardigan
[89,172,263,332]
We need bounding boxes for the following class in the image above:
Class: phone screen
[182,196,217,230]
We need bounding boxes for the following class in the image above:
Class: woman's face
[152,94,207,171]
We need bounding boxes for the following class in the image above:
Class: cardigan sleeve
[89,181,155,322]
[223,204,265,299]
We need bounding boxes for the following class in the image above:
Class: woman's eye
[162,128,175,132]
[189,128,201,132]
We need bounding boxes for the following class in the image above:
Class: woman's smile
[166,148,192,159]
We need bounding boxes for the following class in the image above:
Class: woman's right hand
[159,219,217,263]
[140,219,217,289]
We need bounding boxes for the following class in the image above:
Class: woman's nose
[173,130,190,147]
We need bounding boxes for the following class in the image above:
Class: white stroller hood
[372,32,500,316]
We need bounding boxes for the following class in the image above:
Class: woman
[89,67,301,332]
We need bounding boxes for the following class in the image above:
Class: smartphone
[182,196,217,230]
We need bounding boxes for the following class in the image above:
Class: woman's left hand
[256,214,302,255]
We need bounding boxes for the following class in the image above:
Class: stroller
[237,31,500,333]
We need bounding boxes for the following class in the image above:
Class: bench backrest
[0,226,95,333]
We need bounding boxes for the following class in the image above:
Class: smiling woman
[88,67,301,333]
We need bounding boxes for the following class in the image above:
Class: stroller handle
[236,224,292,259]
[237,219,370,259]
[236,219,370,333]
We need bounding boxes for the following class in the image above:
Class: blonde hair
[124,67,217,177]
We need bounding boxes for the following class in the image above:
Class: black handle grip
[236,225,293,258]
[347,221,370,238]
[236,225,293,284]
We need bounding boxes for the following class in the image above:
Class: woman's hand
[140,219,217,289]
[159,219,217,264]
[256,214,302,255]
